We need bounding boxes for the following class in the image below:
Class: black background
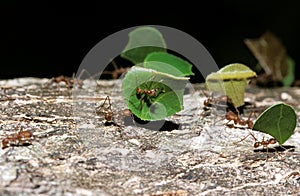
[1,1,299,82]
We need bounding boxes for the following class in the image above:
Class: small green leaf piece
[252,103,297,145]
[122,66,189,121]
[144,52,194,77]
[205,63,256,108]
[121,27,167,64]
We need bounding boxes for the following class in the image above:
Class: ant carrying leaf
[231,103,296,155]
[205,63,256,109]
[234,130,278,155]
[252,103,296,145]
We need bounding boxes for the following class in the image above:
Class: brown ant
[225,111,253,129]
[2,129,34,149]
[201,90,233,118]
[136,87,158,100]
[203,95,228,109]
[132,75,166,111]
[102,60,130,79]
[44,74,83,89]
[53,75,83,87]
[234,131,277,152]
[96,96,114,122]
[253,137,277,148]
[135,86,165,110]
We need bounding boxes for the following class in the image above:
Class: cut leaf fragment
[252,103,297,145]
[122,66,189,121]
[144,52,194,77]
[121,27,167,64]
[205,63,256,108]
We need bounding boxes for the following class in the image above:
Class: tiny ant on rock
[96,96,114,122]
[234,131,278,153]
[2,129,34,149]
[45,75,83,89]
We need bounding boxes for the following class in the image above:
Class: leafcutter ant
[234,131,278,153]
[44,74,83,89]
[225,111,253,129]
[135,84,165,108]
[201,88,255,117]
[96,96,113,121]
[132,71,166,112]
[253,137,277,148]
[44,68,106,90]
[201,90,233,118]
[102,60,131,79]
[2,129,34,149]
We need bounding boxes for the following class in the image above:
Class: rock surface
[0,77,299,195]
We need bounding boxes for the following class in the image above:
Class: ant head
[203,99,212,107]
[254,141,260,148]
[136,87,143,94]
[147,89,156,97]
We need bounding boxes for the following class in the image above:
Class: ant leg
[233,130,257,145]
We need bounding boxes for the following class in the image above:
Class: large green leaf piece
[252,103,297,145]
[122,66,189,121]
[121,27,167,64]
[205,63,256,108]
[144,52,194,77]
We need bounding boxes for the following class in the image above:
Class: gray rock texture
[0,78,299,195]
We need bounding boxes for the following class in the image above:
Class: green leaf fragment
[144,52,194,77]
[121,27,167,64]
[252,103,297,145]
[205,63,256,108]
[122,66,189,121]
[282,57,295,86]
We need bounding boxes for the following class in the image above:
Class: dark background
[1,1,299,82]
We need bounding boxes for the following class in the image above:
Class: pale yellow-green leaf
[205,63,256,108]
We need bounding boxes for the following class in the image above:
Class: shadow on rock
[123,115,180,131]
